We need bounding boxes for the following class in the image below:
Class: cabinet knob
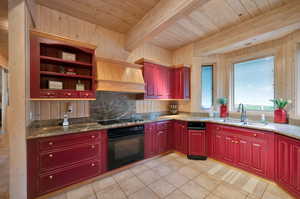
[91,145,95,149]
[231,140,234,143]
[49,154,53,158]
[47,92,51,96]
[49,175,53,180]
[235,141,239,144]
[91,163,95,167]
[85,94,89,96]
[253,134,257,137]
[67,93,71,96]
[48,142,53,146]
[91,135,95,139]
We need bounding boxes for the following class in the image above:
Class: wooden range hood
[96,57,145,93]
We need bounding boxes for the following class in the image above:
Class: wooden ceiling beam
[125,0,210,51]
[194,1,300,56]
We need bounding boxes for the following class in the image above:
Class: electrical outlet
[68,104,73,113]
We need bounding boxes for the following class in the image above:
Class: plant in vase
[270,98,291,124]
[217,97,228,118]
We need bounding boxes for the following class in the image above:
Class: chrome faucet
[237,103,247,124]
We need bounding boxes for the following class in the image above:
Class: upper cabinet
[30,31,96,100]
[136,59,190,100]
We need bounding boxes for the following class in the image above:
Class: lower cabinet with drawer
[207,123,275,180]
[27,130,107,199]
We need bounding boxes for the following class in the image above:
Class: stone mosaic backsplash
[90,92,136,121]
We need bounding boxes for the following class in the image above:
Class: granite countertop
[27,114,300,140]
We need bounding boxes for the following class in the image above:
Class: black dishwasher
[187,122,207,160]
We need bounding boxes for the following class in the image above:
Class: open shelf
[40,56,92,67]
[40,71,93,79]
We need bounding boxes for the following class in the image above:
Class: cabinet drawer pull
[91,145,95,149]
[48,142,53,146]
[91,163,95,167]
[231,140,234,143]
[49,154,53,158]
[67,93,71,96]
[91,135,95,139]
[235,141,239,144]
[49,175,53,180]
[253,134,257,137]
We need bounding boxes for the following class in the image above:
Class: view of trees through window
[201,65,213,109]
[233,56,275,111]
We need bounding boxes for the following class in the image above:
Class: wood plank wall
[30,5,173,121]
[173,30,300,118]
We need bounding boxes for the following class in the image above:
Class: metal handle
[91,145,95,149]
[253,134,257,137]
[235,141,239,144]
[91,135,95,139]
[49,142,53,146]
[67,93,71,96]
[91,163,95,167]
[49,175,53,180]
[49,154,53,158]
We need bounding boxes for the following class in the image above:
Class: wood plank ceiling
[151,0,288,49]
[36,0,296,51]
[35,0,160,33]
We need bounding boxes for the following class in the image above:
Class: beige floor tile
[158,154,175,162]
[152,165,173,177]
[130,164,149,175]
[167,153,182,159]
[136,169,161,185]
[66,185,96,199]
[241,178,268,198]
[194,173,221,191]
[176,157,194,164]
[92,176,116,192]
[113,170,134,183]
[48,193,67,199]
[96,184,126,199]
[180,180,209,199]
[148,179,176,198]
[205,194,222,199]
[178,166,201,179]
[165,190,191,199]
[164,172,190,188]
[119,176,145,196]
[214,183,248,199]
[144,159,161,168]
[262,184,294,199]
[128,187,159,199]
[164,159,185,171]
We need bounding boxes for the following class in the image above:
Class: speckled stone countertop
[27,114,300,140]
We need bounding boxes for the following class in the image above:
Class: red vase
[220,104,228,118]
[274,108,287,124]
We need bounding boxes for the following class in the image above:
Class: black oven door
[108,133,144,171]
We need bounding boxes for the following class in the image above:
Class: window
[201,65,213,109]
[233,56,275,111]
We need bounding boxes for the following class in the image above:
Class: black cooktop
[97,119,144,125]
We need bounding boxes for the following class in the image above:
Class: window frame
[200,64,214,110]
[232,56,276,112]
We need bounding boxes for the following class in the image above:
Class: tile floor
[0,147,9,199]
[47,152,295,199]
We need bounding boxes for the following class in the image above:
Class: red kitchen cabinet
[188,130,207,157]
[277,135,300,198]
[30,31,96,99]
[174,120,188,154]
[173,67,190,99]
[136,59,190,100]
[207,123,275,180]
[145,121,172,158]
[144,122,157,158]
[27,130,107,199]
